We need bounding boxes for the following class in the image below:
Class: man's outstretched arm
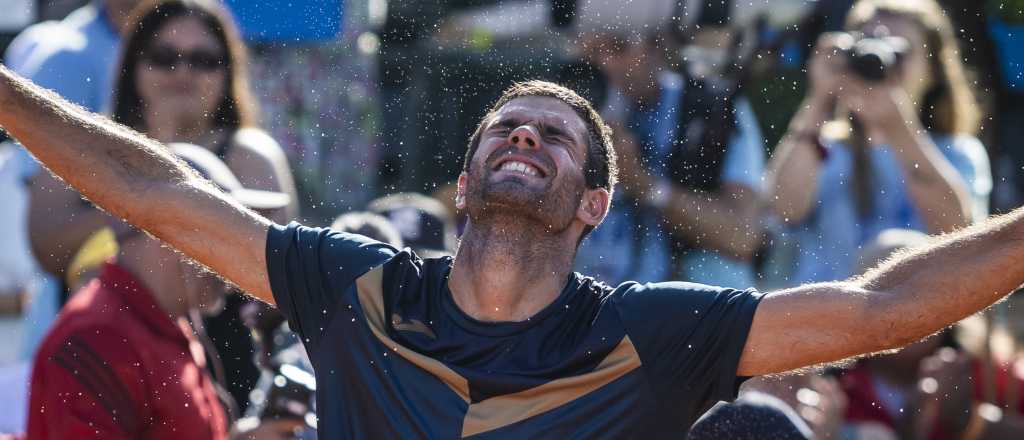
[738,207,1024,376]
[0,65,276,304]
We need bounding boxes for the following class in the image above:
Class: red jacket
[27,263,228,439]
[841,359,1024,440]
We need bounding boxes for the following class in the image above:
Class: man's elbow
[115,178,205,235]
[859,288,934,352]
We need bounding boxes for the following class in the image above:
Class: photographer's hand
[765,33,844,226]
[808,33,851,102]
[840,77,971,232]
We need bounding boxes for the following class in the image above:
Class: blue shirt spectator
[2,0,123,361]
[4,1,120,114]
[575,72,765,288]
[786,134,990,285]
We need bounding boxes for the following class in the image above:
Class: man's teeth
[499,161,540,177]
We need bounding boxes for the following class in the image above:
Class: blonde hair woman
[766,0,991,285]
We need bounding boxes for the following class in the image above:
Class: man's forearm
[858,207,1024,349]
[0,66,195,226]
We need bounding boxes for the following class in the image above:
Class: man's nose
[509,125,541,149]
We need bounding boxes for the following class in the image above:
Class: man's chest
[315,330,662,439]
[314,289,670,439]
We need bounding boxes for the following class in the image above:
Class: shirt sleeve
[27,328,148,439]
[265,222,398,350]
[613,282,763,414]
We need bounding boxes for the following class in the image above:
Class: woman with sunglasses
[25,0,300,438]
[28,0,298,285]
[112,0,297,220]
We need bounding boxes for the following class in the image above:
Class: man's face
[461,96,591,233]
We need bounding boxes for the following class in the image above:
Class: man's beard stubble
[464,162,585,236]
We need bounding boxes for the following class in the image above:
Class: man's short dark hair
[462,80,618,193]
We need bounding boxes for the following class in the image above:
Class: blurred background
[1,0,1023,438]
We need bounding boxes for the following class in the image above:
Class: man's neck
[448,218,577,322]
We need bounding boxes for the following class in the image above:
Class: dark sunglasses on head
[143,45,225,72]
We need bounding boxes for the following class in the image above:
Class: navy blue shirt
[266,222,763,439]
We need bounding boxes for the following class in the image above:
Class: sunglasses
[143,45,225,72]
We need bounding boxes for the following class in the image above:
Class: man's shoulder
[612,279,751,297]
[270,222,400,262]
[608,279,762,318]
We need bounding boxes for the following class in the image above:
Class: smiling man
[4,66,1024,439]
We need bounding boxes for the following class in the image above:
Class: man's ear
[577,187,610,227]
[455,173,468,210]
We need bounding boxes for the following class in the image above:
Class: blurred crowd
[0,0,1023,438]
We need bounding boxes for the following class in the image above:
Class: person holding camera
[576,9,766,288]
[766,0,991,285]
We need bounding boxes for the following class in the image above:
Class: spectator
[368,192,457,258]
[576,18,766,287]
[0,142,35,317]
[3,0,138,113]
[838,228,1024,439]
[4,0,144,364]
[766,0,991,285]
[105,0,299,412]
[9,0,139,273]
[0,140,36,435]
[110,0,297,221]
[28,0,299,282]
[26,144,296,440]
[331,211,405,248]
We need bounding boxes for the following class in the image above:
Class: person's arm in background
[764,34,842,226]
[7,34,113,278]
[27,172,108,276]
[940,136,992,223]
[841,78,970,233]
[612,124,760,259]
[0,65,275,303]
[763,94,831,225]
[737,206,1024,377]
[226,128,299,224]
[645,98,767,260]
[654,182,761,259]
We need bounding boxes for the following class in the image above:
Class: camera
[836,32,909,82]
